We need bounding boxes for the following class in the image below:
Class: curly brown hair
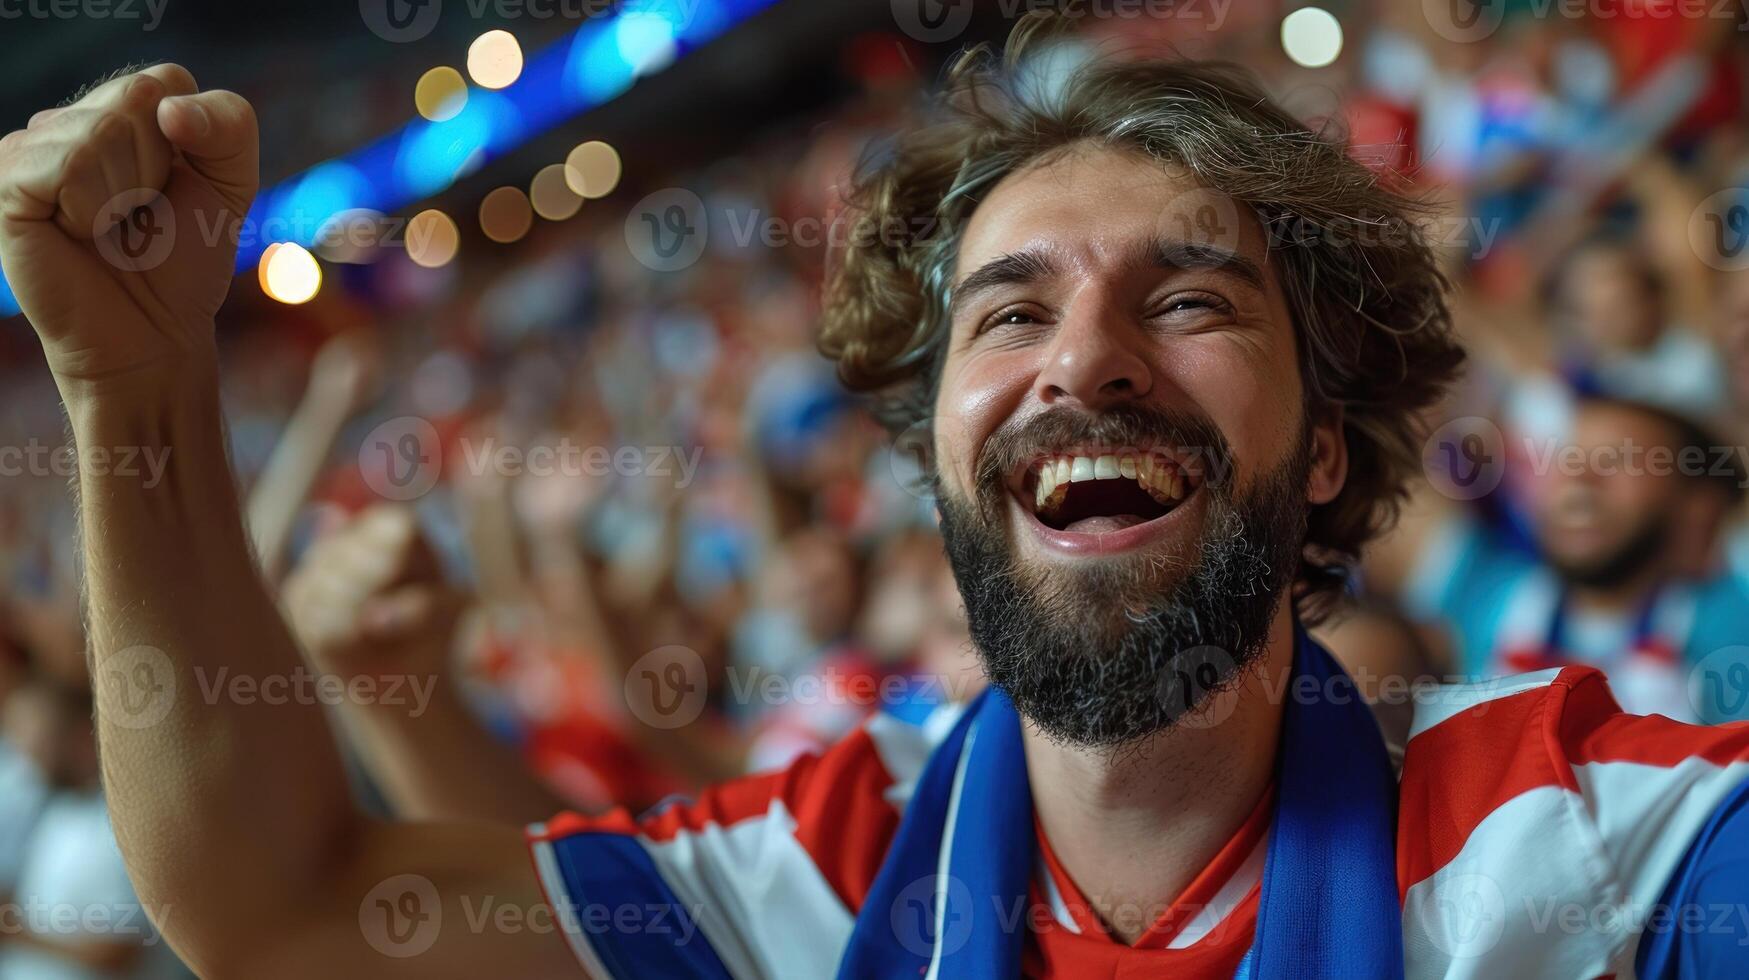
[818,18,1465,620]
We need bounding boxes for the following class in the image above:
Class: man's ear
[1306,405,1348,506]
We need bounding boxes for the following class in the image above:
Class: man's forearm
[66,360,363,963]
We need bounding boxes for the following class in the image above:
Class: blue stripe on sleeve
[547,832,734,980]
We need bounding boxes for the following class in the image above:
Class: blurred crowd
[3,1,1749,974]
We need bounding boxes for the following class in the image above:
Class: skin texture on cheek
[933,354,1031,506]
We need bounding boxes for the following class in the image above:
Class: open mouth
[1017,448,1202,533]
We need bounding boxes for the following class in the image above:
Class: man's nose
[1033,303,1153,410]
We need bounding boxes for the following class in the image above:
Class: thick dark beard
[935,405,1312,749]
[1546,511,1670,590]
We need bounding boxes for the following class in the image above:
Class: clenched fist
[283,505,467,681]
[0,63,257,388]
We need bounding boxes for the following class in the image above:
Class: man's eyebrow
[948,239,1264,319]
[948,249,1060,317]
[1137,237,1265,290]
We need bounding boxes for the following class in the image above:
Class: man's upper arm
[226,820,585,980]
[524,710,949,980]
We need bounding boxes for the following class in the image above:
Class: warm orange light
[407,209,461,268]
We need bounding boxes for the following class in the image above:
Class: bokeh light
[479,186,535,243]
[407,209,461,268]
[1281,7,1342,69]
[414,66,469,122]
[530,164,584,221]
[564,140,622,199]
[468,30,524,90]
[258,242,322,304]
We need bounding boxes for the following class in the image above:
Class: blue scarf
[837,628,1403,978]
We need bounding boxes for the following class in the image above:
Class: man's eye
[1156,293,1232,317]
[979,308,1041,334]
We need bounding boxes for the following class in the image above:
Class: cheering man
[4,23,1749,979]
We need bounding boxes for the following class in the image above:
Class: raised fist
[283,505,466,680]
[0,63,258,387]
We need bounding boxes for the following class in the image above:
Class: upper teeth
[1032,452,1188,513]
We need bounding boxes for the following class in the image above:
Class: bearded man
[2,22,1747,980]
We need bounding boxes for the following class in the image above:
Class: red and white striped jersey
[528,665,1749,978]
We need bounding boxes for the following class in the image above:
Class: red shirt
[1025,785,1273,978]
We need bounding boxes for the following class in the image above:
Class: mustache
[970,403,1236,498]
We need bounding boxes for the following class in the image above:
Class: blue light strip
[0,0,779,316]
